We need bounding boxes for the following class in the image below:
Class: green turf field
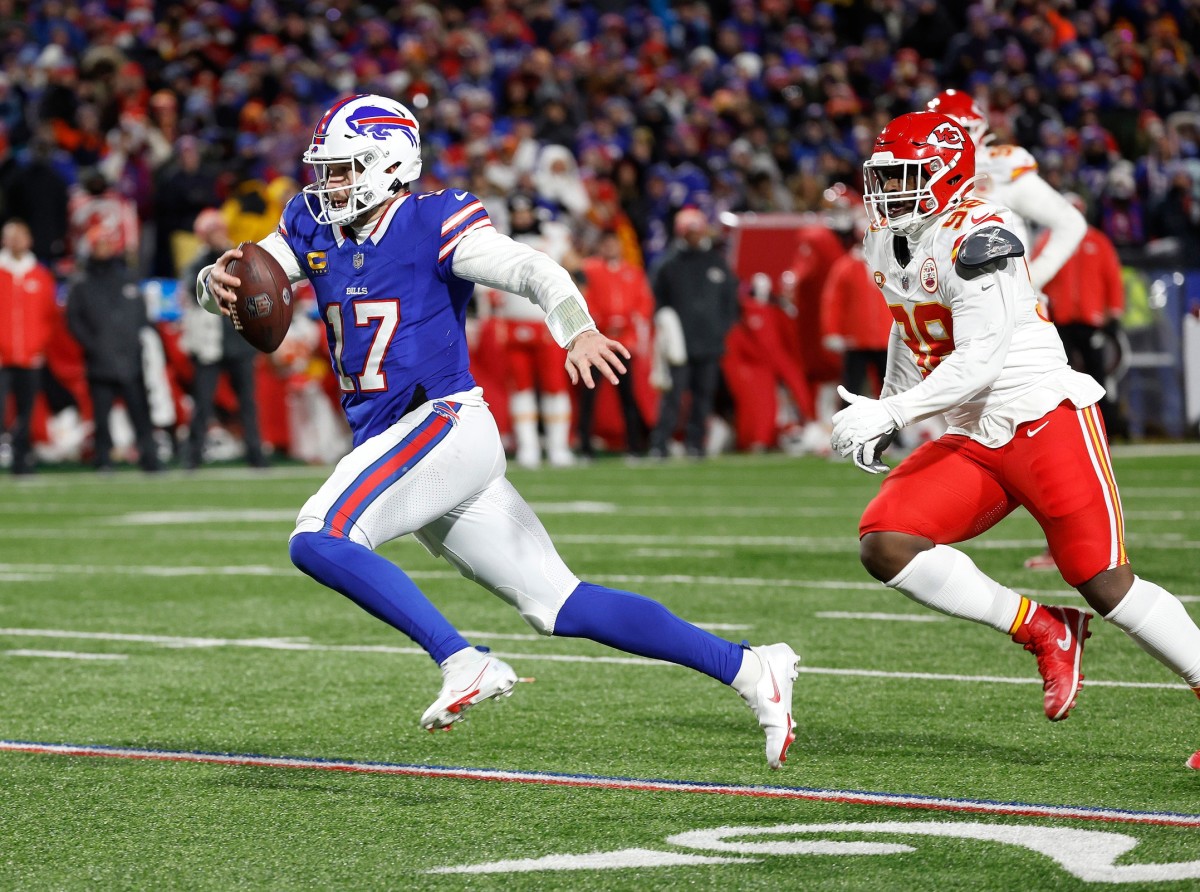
[2,449,1199,890]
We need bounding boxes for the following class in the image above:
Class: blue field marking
[3,739,1200,828]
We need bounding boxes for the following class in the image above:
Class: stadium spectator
[3,130,70,271]
[179,208,267,470]
[65,222,159,472]
[151,135,220,277]
[648,208,739,459]
[1146,163,1200,258]
[67,167,139,268]
[0,220,57,475]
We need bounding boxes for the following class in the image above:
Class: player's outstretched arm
[566,329,630,388]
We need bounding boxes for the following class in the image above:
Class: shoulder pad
[955,226,1024,272]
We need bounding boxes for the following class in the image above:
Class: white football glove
[830,385,902,458]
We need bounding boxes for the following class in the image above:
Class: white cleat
[737,643,800,769]
[420,648,518,731]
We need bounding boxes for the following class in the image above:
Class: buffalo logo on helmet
[346,106,418,146]
[927,122,965,151]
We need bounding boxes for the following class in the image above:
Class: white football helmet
[301,94,423,226]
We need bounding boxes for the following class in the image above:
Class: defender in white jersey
[197,94,800,770]
[831,111,1200,766]
[927,89,1086,293]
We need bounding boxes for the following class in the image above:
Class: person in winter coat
[648,208,739,458]
[66,222,159,471]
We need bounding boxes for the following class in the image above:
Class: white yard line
[816,611,947,622]
[5,649,127,661]
[0,626,1188,691]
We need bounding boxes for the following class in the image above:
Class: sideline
[3,739,1199,828]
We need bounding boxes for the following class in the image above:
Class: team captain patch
[921,258,938,293]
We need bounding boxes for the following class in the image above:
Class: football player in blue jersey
[197,94,801,769]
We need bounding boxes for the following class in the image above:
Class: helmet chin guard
[301,94,423,226]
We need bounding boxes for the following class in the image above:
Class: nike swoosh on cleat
[453,663,490,693]
[1027,421,1050,437]
[767,666,782,703]
[1056,622,1073,651]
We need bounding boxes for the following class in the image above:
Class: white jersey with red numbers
[973,144,1086,291]
[863,196,1104,448]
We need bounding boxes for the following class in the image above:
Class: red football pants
[860,402,1128,586]
[502,320,569,394]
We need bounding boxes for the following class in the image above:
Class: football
[226,241,294,353]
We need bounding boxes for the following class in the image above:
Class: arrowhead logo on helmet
[862,110,977,236]
[928,122,965,151]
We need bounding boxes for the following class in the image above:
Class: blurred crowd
[0,0,1198,471]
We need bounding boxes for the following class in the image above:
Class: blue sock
[553,581,744,684]
[289,530,470,664]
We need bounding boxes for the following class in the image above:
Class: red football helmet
[862,111,976,235]
[926,89,988,145]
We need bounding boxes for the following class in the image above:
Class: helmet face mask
[863,112,975,236]
[301,94,423,226]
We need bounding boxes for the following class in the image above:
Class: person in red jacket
[0,219,58,474]
[1039,194,1125,431]
[820,215,894,405]
[577,228,654,458]
[722,273,816,452]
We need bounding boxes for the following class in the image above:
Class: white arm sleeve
[452,225,596,348]
[194,231,305,315]
[883,265,1016,427]
[1004,173,1087,290]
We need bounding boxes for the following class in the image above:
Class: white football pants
[290,387,580,633]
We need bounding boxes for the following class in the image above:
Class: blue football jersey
[279,190,492,446]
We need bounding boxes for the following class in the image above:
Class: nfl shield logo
[353,253,365,270]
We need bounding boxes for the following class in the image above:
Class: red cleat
[1012,605,1091,721]
[1187,751,1200,770]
